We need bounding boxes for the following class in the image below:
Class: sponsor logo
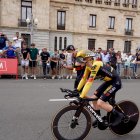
[0,61,7,71]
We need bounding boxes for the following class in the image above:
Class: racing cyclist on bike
[75,50,124,127]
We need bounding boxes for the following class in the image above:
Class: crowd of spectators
[1,32,140,79]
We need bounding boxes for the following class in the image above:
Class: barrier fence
[1,59,140,79]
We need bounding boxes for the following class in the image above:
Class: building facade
[0,0,140,53]
[0,0,50,49]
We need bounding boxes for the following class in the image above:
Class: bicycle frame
[72,101,104,123]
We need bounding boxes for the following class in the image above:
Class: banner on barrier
[0,59,18,79]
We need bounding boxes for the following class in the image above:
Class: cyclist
[76,50,124,127]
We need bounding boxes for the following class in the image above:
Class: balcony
[95,0,102,4]
[122,3,129,8]
[18,19,27,27]
[132,4,137,8]
[104,0,111,5]
[114,2,120,6]
[57,25,65,30]
[125,29,133,36]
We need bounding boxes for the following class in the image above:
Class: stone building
[0,0,140,53]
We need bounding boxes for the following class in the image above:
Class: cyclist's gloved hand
[72,89,80,96]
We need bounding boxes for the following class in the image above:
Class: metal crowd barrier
[18,60,140,79]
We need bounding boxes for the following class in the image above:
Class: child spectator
[29,43,38,79]
[40,48,50,79]
[3,41,16,58]
[21,43,30,79]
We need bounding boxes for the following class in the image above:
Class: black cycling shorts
[95,77,122,102]
[29,61,37,67]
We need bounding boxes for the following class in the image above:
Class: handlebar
[60,88,79,99]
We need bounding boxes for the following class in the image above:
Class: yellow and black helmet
[76,50,95,63]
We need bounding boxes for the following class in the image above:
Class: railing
[18,19,27,27]
[125,29,133,36]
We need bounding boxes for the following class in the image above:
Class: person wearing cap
[75,50,123,128]
[64,45,85,89]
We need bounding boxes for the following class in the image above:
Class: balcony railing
[104,0,111,5]
[57,25,65,30]
[125,29,133,36]
[114,2,120,6]
[122,3,129,8]
[18,19,27,27]
[132,4,137,8]
[95,0,102,4]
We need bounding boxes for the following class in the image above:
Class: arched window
[54,36,57,51]
[59,37,62,50]
[64,37,67,49]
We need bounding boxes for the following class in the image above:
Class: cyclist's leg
[91,81,112,127]
[91,81,112,110]
[97,78,123,126]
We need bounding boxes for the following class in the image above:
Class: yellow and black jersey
[77,61,118,98]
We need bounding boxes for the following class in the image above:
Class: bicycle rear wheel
[52,105,91,140]
[108,100,139,136]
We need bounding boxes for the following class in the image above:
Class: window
[126,18,132,31]
[132,0,137,8]
[57,11,66,30]
[85,0,92,3]
[89,15,96,28]
[75,0,82,1]
[21,0,32,20]
[123,0,129,7]
[21,33,31,47]
[54,37,57,51]
[108,16,115,29]
[64,37,67,49]
[114,0,120,6]
[107,40,114,50]
[95,0,102,4]
[88,39,95,51]
[124,41,131,53]
[59,37,62,50]
[104,0,111,5]
[132,0,137,4]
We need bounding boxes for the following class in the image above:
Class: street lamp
[26,13,38,44]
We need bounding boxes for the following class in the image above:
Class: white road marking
[49,99,76,101]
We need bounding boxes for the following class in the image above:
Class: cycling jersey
[77,61,121,99]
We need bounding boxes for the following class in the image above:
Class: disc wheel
[52,105,91,140]
[108,100,139,135]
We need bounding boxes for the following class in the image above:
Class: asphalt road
[0,79,140,140]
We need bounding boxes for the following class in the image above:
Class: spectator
[29,43,39,79]
[0,33,8,50]
[0,50,3,58]
[50,50,59,79]
[123,52,132,79]
[109,48,117,70]
[59,49,66,79]
[135,50,140,78]
[40,48,50,79]
[13,32,23,65]
[3,41,16,58]
[101,50,110,65]
[116,51,122,76]
[21,43,30,79]
[95,47,102,61]
[65,51,73,79]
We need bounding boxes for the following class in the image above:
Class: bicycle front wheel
[52,105,91,140]
[109,100,139,136]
